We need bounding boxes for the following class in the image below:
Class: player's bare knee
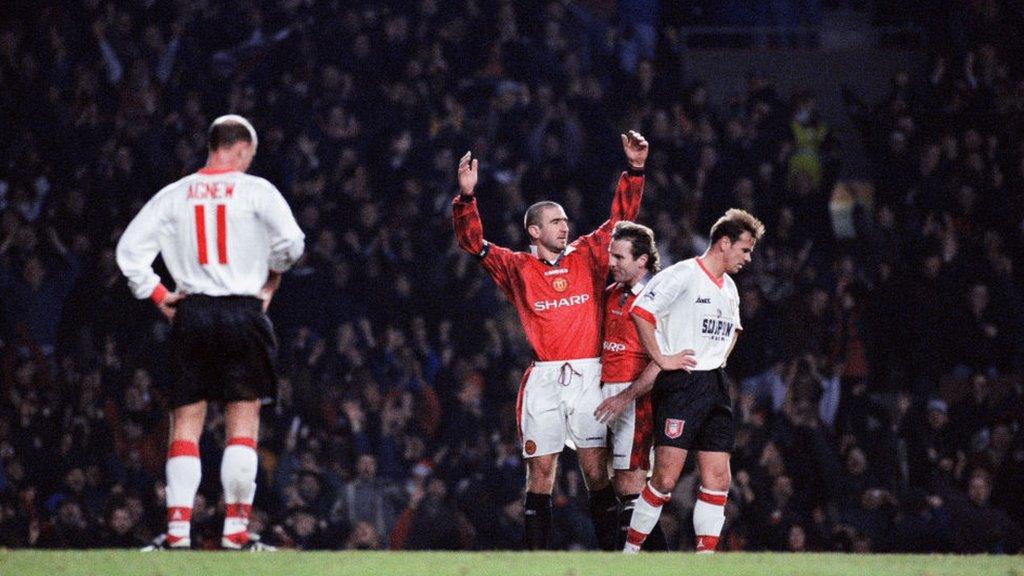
[224,400,261,439]
[170,402,206,441]
[577,449,609,490]
[650,471,677,495]
[526,456,557,493]
[582,468,609,491]
[701,464,731,492]
[614,470,646,496]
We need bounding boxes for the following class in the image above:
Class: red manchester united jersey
[453,171,644,362]
[601,279,651,383]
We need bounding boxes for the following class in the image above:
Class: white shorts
[602,382,654,471]
[516,358,606,458]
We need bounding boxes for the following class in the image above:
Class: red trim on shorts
[168,440,199,458]
[695,257,724,288]
[697,489,728,506]
[695,534,720,552]
[197,167,237,175]
[641,484,670,507]
[149,283,169,305]
[626,528,648,546]
[629,393,653,470]
[227,437,257,449]
[225,503,252,519]
[167,506,192,522]
[630,306,656,327]
[515,365,533,444]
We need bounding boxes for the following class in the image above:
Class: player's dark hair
[612,221,660,272]
[208,121,254,151]
[709,208,765,245]
[523,201,563,229]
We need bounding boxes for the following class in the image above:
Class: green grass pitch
[1,551,1022,576]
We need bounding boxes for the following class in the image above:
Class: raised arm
[574,132,647,264]
[611,130,649,222]
[452,151,487,257]
[452,152,517,291]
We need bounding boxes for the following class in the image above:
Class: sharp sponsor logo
[533,293,590,311]
[603,341,627,353]
[695,297,711,304]
[543,268,569,276]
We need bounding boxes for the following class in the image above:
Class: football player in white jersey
[117,115,304,550]
[622,209,764,554]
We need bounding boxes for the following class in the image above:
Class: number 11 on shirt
[194,204,228,264]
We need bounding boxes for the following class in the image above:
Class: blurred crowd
[0,0,1021,553]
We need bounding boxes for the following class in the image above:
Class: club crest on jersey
[665,418,685,439]
[552,277,569,292]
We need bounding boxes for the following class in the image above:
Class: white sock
[624,482,670,552]
[693,486,727,553]
[221,437,258,545]
[166,440,201,545]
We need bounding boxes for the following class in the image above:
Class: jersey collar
[197,166,238,175]
[696,257,725,289]
[530,244,576,266]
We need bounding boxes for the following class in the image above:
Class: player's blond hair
[611,221,660,272]
[710,208,765,244]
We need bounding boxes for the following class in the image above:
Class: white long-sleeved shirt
[116,167,305,300]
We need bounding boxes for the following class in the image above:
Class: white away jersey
[630,257,741,370]
[116,167,305,300]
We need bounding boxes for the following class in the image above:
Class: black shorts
[651,368,735,453]
[168,295,278,408]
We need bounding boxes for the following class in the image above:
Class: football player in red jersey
[453,131,647,549]
[593,221,691,550]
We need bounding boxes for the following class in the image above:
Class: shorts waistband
[185,294,262,303]
[533,357,601,368]
[601,381,631,387]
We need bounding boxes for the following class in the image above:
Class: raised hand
[621,130,649,170]
[457,151,479,196]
